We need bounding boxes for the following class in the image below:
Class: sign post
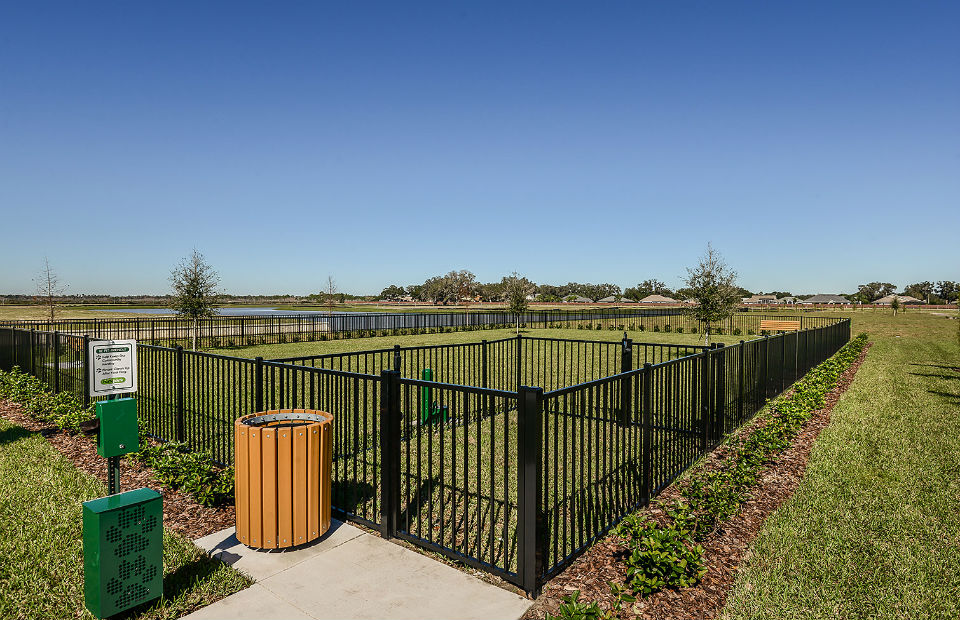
[83,339,161,618]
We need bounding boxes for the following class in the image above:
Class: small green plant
[653,325,660,332]
[616,513,707,596]
[733,328,742,336]
[676,327,684,333]
[546,590,613,620]
[663,324,672,333]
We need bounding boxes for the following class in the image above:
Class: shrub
[732,328,742,336]
[616,513,706,596]
[747,329,755,336]
[133,441,234,507]
[663,324,672,333]
[676,327,684,334]
[690,327,697,334]
[0,367,94,433]
[653,325,660,332]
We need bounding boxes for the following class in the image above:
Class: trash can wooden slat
[235,409,333,549]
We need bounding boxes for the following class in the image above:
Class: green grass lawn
[723,309,960,619]
[207,326,746,360]
[0,417,251,620]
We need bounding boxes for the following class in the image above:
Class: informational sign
[89,339,138,397]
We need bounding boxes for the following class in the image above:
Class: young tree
[891,295,900,316]
[324,275,338,311]
[169,250,220,350]
[34,257,63,321]
[502,272,535,334]
[683,244,740,345]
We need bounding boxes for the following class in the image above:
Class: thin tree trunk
[705,323,711,346]
[193,317,198,351]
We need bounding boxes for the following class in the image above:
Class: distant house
[639,294,679,304]
[799,294,849,304]
[874,294,923,305]
[597,296,621,303]
[564,296,593,303]
[743,295,779,305]
[781,297,797,304]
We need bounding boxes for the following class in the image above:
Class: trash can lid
[241,410,332,427]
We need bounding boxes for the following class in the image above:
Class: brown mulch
[524,342,872,620]
[0,401,234,541]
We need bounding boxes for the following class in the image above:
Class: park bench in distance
[759,319,802,333]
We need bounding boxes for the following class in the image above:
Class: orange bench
[759,319,801,333]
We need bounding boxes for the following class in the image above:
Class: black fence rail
[0,317,851,596]
[535,318,851,584]
[1,310,838,349]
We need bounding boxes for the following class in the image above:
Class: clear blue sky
[1,1,957,296]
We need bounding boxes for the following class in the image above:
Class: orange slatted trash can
[235,409,334,549]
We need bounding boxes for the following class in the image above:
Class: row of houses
[744,294,925,305]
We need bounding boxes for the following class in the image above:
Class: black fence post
[641,363,653,504]
[517,385,544,598]
[379,369,401,539]
[254,356,264,413]
[714,343,725,439]
[515,334,523,390]
[700,348,712,451]
[778,334,786,393]
[481,340,489,389]
[619,336,633,426]
[763,335,771,401]
[29,329,35,376]
[393,345,402,372]
[176,346,185,442]
[82,335,91,408]
[52,331,60,394]
[737,340,745,423]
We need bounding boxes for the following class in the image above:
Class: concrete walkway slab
[184,520,531,620]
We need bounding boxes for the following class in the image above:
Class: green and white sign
[89,339,138,396]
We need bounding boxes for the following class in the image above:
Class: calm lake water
[92,307,374,316]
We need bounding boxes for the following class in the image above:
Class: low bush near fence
[0,366,233,507]
[0,366,93,433]
[548,333,869,617]
[132,441,233,507]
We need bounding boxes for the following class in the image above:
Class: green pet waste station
[83,397,163,618]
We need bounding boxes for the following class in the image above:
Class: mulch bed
[524,342,872,620]
[0,401,234,541]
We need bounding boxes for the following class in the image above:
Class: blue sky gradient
[1,2,957,295]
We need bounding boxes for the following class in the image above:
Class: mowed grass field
[0,417,251,620]
[207,326,746,360]
[723,309,960,619]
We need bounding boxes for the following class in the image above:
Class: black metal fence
[0,310,838,349]
[0,317,851,596]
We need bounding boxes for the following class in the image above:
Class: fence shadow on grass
[0,425,31,446]
[332,479,377,516]
[927,390,960,404]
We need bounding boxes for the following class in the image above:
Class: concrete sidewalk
[184,520,532,620]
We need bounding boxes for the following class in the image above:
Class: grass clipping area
[724,314,960,619]
[0,416,251,620]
